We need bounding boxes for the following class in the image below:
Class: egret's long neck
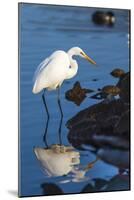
[66,51,78,79]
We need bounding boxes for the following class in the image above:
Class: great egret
[32,47,96,147]
[32,46,96,115]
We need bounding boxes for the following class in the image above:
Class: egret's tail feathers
[32,82,42,94]
[32,84,38,94]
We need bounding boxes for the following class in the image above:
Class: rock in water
[65,81,94,106]
[110,68,125,78]
[67,100,130,168]
[66,71,130,168]
[92,11,115,26]
[117,72,130,103]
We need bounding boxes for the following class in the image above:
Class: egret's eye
[80,52,84,56]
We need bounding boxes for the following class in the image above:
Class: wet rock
[90,85,120,101]
[110,68,125,78]
[67,99,130,167]
[117,72,130,103]
[114,110,130,136]
[92,11,115,26]
[67,99,128,130]
[91,72,130,103]
[67,71,130,168]
[65,81,94,106]
[101,85,120,96]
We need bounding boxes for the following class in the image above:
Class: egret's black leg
[57,87,63,145]
[57,87,63,118]
[42,89,50,119]
[58,114,63,146]
[43,116,49,148]
[42,89,50,148]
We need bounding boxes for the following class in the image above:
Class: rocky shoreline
[66,71,130,169]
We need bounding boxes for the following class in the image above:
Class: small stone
[110,68,125,78]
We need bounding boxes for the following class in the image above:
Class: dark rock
[91,85,121,100]
[114,110,130,137]
[92,11,115,26]
[117,72,130,103]
[110,68,125,78]
[67,99,130,165]
[65,81,94,106]
[101,85,120,96]
[67,99,128,130]
[66,71,130,168]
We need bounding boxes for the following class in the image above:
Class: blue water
[19,3,129,197]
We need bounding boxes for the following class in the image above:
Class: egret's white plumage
[32,47,96,94]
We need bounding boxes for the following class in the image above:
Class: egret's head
[68,47,96,65]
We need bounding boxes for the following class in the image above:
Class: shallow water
[19,3,129,197]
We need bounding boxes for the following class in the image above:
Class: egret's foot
[60,145,66,153]
[51,144,61,154]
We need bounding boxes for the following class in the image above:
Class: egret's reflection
[58,114,63,146]
[43,116,49,148]
[34,145,80,177]
[42,98,63,147]
[34,144,98,183]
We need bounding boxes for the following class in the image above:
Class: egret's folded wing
[33,57,51,82]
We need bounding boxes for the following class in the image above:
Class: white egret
[32,46,96,118]
[33,47,96,93]
[32,47,96,147]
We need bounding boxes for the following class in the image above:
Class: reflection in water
[43,114,49,148]
[34,145,80,176]
[42,106,63,147]
[58,113,63,146]
[57,88,63,145]
[40,174,129,195]
[34,144,99,183]
[81,175,129,192]
[41,183,64,195]
[42,88,63,147]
